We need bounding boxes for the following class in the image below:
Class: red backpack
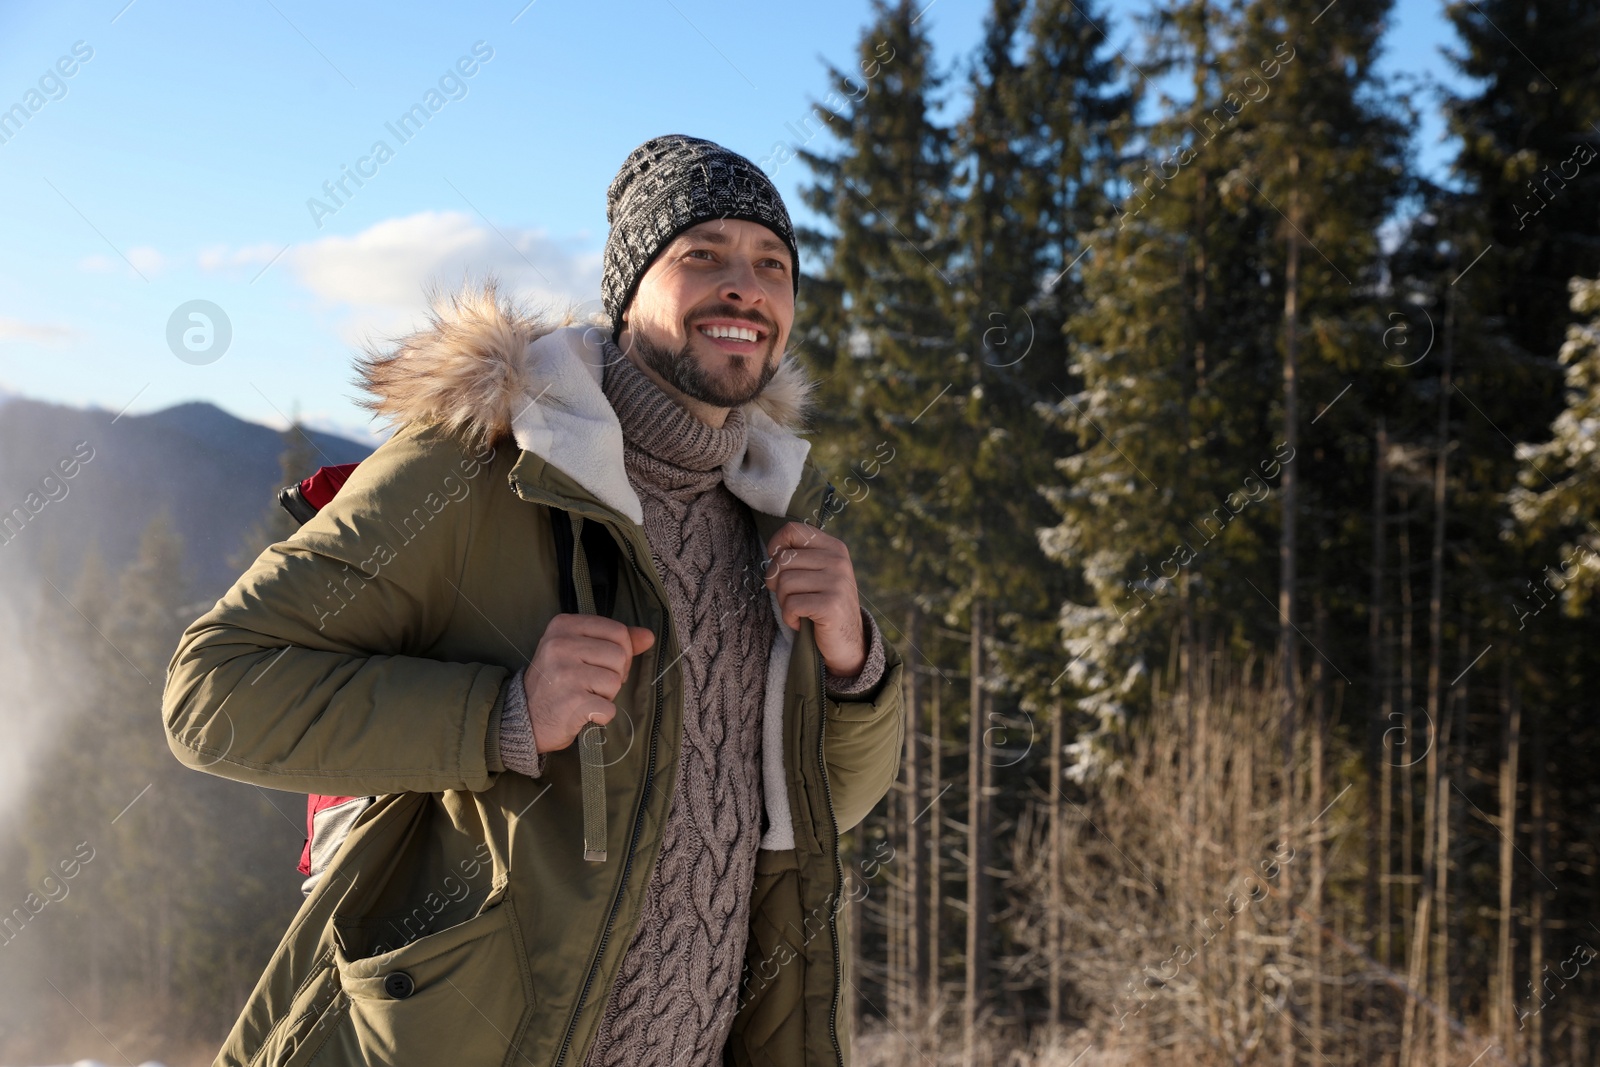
[277,463,367,886]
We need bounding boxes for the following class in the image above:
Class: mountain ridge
[0,394,375,598]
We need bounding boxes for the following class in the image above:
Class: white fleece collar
[508,325,813,527]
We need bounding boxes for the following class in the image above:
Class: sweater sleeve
[823,606,888,700]
[497,667,546,778]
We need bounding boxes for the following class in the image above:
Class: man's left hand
[763,522,867,676]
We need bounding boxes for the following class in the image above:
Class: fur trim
[353,276,818,452]
[751,350,817,431]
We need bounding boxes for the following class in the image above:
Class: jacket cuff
[485,673,507,774]
[497,667,545,778]
[823,606,887,699]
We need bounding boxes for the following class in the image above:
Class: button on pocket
[330,887,535,1062]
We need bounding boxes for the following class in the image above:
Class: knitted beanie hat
[602,134,800,330]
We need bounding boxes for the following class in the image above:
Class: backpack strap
[547,506,619,864]
[569,513,606,863]
[548,507,619,617]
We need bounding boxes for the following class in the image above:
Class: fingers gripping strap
[570,513,607,863]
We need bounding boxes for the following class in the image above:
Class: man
[162,133,904,1067]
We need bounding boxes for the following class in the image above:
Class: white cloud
[77,246,166,278]
[292,210,599,311]
[202,211,603,341]
[198,241,285,272]
[127,246,166,276]
[0,317,75,345]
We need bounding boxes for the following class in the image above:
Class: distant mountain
[0,395,373,598]
[301,412,393,450]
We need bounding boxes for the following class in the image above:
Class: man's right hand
[522,614,656,755]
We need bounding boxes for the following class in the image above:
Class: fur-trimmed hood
[352,279,822,526]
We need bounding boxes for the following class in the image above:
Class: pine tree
[1509,276,1600,596]
[1040,0,1288,731]
[794,0,960,612]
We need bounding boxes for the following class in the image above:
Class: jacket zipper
[819,650,844,1067]
[815,483,845,1067]
[551,527,667,1067]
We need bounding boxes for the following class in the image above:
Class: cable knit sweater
[494,340,885,1066]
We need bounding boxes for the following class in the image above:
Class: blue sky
[0,0,1470,446]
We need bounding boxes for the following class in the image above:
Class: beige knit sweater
[496,341,885,1066]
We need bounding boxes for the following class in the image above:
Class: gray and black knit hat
[602,134,800,330]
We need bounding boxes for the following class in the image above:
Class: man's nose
[719,259,764,305]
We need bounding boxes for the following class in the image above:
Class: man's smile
[694,317,769,354]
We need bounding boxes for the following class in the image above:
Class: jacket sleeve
[161,421,513,795]
[820,608,905,834]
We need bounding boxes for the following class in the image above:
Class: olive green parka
[161,283,906,1067]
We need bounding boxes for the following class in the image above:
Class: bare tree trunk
[904,606,927,1030]
[1280,165,1301,708]
[1529,722,1546,1067]
[1427,287,1455,1067]
[1494,660,1520,1057]
[964,598,990,1067]
[929,660,943,1020]
[1411,279,1454,1067]
[1048,697,1064,1036]
[1368,420,1388,961]
[1399,491,1417,962]
[888,722,905,1027]
[1311,596,1327,1054]
[1279,149,1302,1067]
[1432,723,1452,1067]
[1444,634,1471,1064]
[1401,889,1432,1067]
[1377,611,1395,1066]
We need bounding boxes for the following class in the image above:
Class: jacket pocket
[317,885,535,1065]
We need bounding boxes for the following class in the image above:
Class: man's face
[614,218,795,410]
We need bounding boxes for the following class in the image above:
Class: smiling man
[163,132,905,1067]
[530,132,894,1064]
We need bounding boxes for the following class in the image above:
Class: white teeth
[699,324,760,343]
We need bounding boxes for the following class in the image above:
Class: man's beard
[624,323,779,409]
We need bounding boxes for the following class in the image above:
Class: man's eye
[761,259,786,270]
[687,249,714,260]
